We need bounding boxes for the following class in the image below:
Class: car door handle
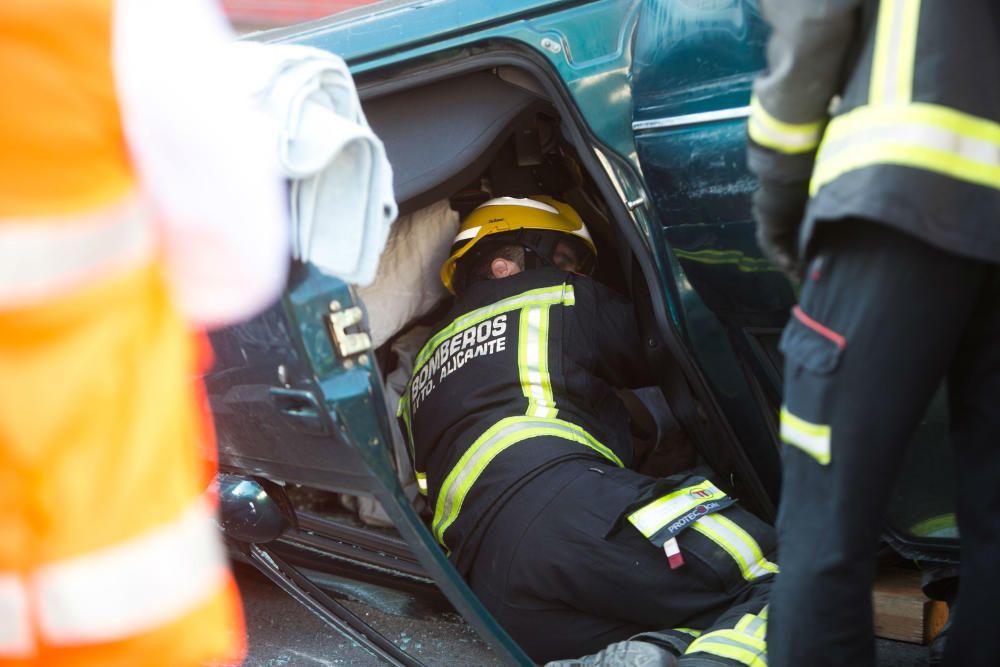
[270,387,328,435]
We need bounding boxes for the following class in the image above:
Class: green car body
[208,2,957,663]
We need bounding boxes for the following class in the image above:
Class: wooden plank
[924,598,950,643]
[872,567,949,645]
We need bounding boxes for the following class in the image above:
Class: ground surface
[235,565,928,666]
[236,564,503,666]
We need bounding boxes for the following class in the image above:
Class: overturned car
[208,1,959,664]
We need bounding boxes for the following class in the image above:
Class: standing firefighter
[0,1,288,666]
[748,1,1000,666]
[400,196,776,666]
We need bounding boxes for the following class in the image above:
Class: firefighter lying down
[398,196,774,667]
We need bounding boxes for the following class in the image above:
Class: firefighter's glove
[752,180,809,281]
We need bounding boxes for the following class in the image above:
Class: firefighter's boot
[544,640,679,667]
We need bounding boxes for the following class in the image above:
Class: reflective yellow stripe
[674,627,702,638]
[0,575,31,657]
[779,406,831,464]
[0,193,154,308]
[415,471,428,496]
[520,304,558,419]
[2,497,227,647]
[687,629,768,667]
[910,513,957,538]
[869,0,922,105]
[412,285,574,371]
[433,416,622,549]
[627,480,727,537]
[691,514,778,582]
[816,3,1000,195]
[748,95,824,154]
[811,102,1000,195]
[735,612,767,640]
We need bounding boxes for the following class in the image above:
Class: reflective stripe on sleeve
[415,471,428,496]
[34,496,228,644]
[0,193,155,308]
[686,628,768,667]
[519,304,558,419]
[432,416,622,549]
[0,574,32,657]
[747,95,825,154]
[690,514,778,582]
[627,480,727,538]
[869,0,922,106]
[811,102,1000,195]
[779,406,832,464]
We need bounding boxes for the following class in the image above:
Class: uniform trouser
[768,219,1000,667]
[466,457,775,665]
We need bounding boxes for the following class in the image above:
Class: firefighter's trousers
[467,456,775,665]
[769,219,1000,667]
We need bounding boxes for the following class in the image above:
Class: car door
[628,0,958,562]
[207,261,535,664]
[206,263,388,491]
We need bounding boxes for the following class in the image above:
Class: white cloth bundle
[230,42,397,285]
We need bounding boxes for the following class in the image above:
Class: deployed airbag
[357,199,457,348]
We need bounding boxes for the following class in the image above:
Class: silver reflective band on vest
[520,304,558,419]
[687,628,767,667]
[813,0,1000,195]
[432,416,622,549]
[869,0,921,106]
[736,612,767,640]
[628,480,727,537]
[812,104,1000,195]
[0,194,155,308]
[690,513,778,582]
[0,575,31,657]
[0,497,227,654]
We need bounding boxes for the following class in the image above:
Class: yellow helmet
[440,195,597,293]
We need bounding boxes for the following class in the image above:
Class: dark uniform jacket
[748,0,1000,263]
[398,267,652,574]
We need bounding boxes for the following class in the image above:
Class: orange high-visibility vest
[0,3,245,666]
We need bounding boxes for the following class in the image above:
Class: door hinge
[326,301,372,359]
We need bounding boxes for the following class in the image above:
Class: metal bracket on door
[326,301,372,359]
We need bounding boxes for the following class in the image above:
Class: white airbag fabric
[357,200,457,348]
[230,42,397,285]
